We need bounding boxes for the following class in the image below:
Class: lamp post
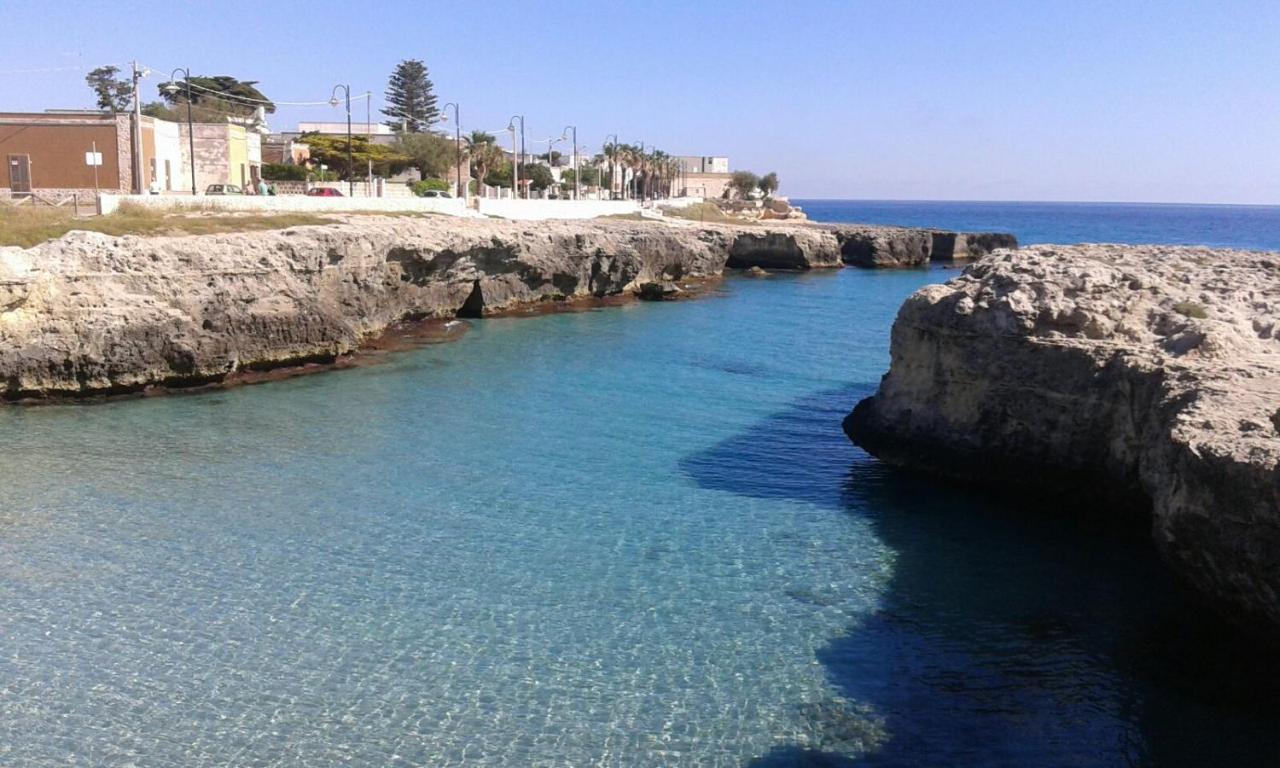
[507,115,524,199]
[164,68,198,195]
[562,125,578,200]
[329,84,353,197]
[545,135,566,199]
[439,101,462,200]
[604,133,618,200]
[365,91,373,193]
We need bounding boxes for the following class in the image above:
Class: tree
[467,132,504,192]
[759,172,780,197]
[730,171,760,199]
[485,161,513,189]
[394,132,458,179]
[140,101,177,119]
[86,66,133,113]
[382,59,438,132]
[156,75,274,121]
[519,163,554,192]
[299,132,410,179]
[562,166,600,188]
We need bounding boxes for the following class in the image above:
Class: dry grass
[659,202,752,225]
[0,201,333,248]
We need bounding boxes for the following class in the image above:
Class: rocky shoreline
[844,244,1280,634]
[0,216,1013,400]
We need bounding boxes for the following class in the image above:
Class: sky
[3,0,1278,204]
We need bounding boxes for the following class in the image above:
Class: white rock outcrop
[845,244,1280,632]
[0,216,842,398]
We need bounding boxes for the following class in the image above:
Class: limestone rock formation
[725,229,841,270]
[0,216,848,398]
[844,244,1280,632]
[828,225,1018,268]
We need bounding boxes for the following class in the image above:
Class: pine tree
[382,59,438,132]
[85,65,134,113]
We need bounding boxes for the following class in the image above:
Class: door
[7,154,31,195]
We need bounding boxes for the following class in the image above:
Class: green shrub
[409,178,450,196]
[1173,301,1208,319]
[261,163,308,181]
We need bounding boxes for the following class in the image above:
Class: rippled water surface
[1,267,1276,766]
[794,199,1280,251]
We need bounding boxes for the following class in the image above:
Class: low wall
[476,198,641,220]
[98,194,467,216]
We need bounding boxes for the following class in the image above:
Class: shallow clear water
[794,199,1280,251]
[1,268,1277,765]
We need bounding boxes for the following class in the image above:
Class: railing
[2,191,94,216]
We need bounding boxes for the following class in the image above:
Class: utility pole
[130,61,145,194]
[441,102,461,200]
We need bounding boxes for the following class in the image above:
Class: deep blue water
[794,199,1280,250]
[1,210,1278,765]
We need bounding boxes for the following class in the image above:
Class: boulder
[634,281,682,301]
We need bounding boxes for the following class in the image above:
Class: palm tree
[467,131,502,195]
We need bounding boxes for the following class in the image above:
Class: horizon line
[784,196,1280,208]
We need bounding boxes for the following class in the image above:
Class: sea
[1,201,1277,766]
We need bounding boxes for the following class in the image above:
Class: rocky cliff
[0,216,849,398]
[844,245,1280,633]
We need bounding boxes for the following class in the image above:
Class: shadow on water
[680,385,1280,767]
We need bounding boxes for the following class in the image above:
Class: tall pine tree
[382,59,438,132]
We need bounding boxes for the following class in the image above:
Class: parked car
[205,184,243,195]
[306,187,344,197]
[421,190,452,198]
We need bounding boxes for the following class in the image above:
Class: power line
[169,78,372,108]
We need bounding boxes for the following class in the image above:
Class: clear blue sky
[4,0,1278,203]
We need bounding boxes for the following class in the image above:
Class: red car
[306,187,344,197]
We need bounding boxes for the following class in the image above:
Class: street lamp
[545,135,566,199]
[562,125,578,200]
[439,101,463,200]
[329,84,353,196]
[164,68,198,195]
[506,115,524,199]
[604,133,618,200]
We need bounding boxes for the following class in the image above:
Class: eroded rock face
[0,216,851,398]
[829,225,1018,268]
[845,245,1280,632]
[726,229,842,270]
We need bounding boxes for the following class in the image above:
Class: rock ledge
[845,244,1280,632]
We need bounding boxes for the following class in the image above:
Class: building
[2,111,128,196]
[280,121,398,147]
[673,155,732,199]
[676,156,729,174]
[181,122,262,190]
[1,109,272,197]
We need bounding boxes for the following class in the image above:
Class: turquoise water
[795,199,1280,251]
[4,217,1280,763]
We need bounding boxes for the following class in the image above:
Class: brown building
[1,111,202,198]
[0,111,132,196]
